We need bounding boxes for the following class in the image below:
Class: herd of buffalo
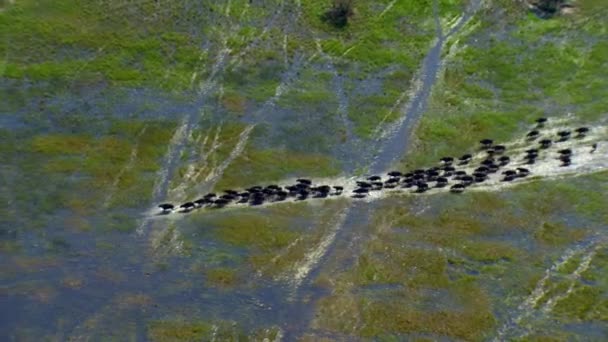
[158,118,596,214]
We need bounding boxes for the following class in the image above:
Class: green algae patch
[148,320,212,342]
[206,268,239,288]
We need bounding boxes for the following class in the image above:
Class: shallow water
[2,0,608,340]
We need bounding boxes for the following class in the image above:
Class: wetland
[1,0,607,340]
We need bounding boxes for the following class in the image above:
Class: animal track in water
[151,118,606,219]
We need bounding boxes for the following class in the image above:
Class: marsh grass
[312,167,607,338]
[15,119,176,217]
[214,146,340,190]
[147,317,281,342]
[1,0,211,90]
[403,1,608,169]
[148,320,213,342]
[206,268,239,288]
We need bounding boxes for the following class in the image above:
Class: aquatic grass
[221,91,247,114]
[251,200,349,277]
[148,307,282,339]
[534,222,587,247]
[550,284,603,320]
[147,320,213,342]
[205,268,238,288]
[404,1,608,169]
[214,146,340,190]
[223,57,283,103]
[208,213,299,253]
[298,0,446,76]
[275,67,338,113]
[1,0,211,90]
[460,240,520,263]
[580,247,608,286]
[9,118,177,217]
[29,134,92,155]
[348,93,409,138]
[514,176,608,223]
[312,167,608,337]
[63,213,92,233]
[356,294,495,340]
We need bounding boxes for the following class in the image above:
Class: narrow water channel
[281,0,483,338]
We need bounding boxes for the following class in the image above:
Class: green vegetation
[206,210,301,253]
[148,320,213,342]
[206,268,239,288]
[215,146,340,190]
[311,166,607,338]
[0,0,212,90]
[3,0,607,339]
[22,119,176,212]
[403,0,608,169]
[147,319,281,342]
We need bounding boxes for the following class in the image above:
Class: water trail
[146,124,606,221]
[494,235,607,340]
[136,0,273,234]
[150,117,191,202]
[189,126,222,178]
[281,0,484,305]
[282,34,289,68]
[314,39,356,143]
[225,0,232,17]
[168,124,222,202]
[140,4,306,241]
[201,124,255,189]
[379,0,398,18]
[102,126,147,209]
[541,244,600,314]
[371,0,482,172]
[285,207,349,294]
[227,0,284,69]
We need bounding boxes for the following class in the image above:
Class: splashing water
[146,121,607,220]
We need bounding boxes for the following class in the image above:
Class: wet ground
[1,0,608,340]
